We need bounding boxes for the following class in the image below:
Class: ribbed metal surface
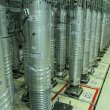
[0,32,12,110]
[28,0,51,110]
[69,7,84,86]
[29,89,51,110]
[94,11,102,60]
[83,8,92,74]
[100,13,106,52]
[51,9,55,77]
[89,10,97,65]
[0,5,14,103]
[8,37,14,67]
[56,9,67,73]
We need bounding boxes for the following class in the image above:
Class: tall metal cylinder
[104,13,108,49]
[83,8,92,75]
[66,10,70,65]
[28,0,51,110]
[51,8,55,78]
[94,11,102,60]
[108,14,110,45]
[105,14,110,47]
[0,5,14,103]
[89,10,97,66]
[55,9,67,75]
[69,6,84,86]
[100,13,106,52]
[0,30,12,110]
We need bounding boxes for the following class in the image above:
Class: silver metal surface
[83,8,92,75]
[89,10,97,66]
[94,11,102,60]
[55,9,67,75]
[0,24,12,110]
[28,0,51,110]
[69,7,84,86]
[100,13,106,52]
[104,13,108,49]
[0,5,14,103]
[51,8,55,78]
[8,37,14,67]
[105,14,110,48]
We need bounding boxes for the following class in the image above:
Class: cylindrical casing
[0,5,14,103]
[28,1,51,110]
[56,9,67,72]
[104,14,108,49]
[100,13,106,52]
[0,36,12,110]
[69,7,84,86]
[105,14,110,48]
[66,10,70,64]
[83,8,92,74]
[51,8,55,78]
[89,10,97,66]
[94,11,102,60]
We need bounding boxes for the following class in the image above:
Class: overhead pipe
[28,0,51,110]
